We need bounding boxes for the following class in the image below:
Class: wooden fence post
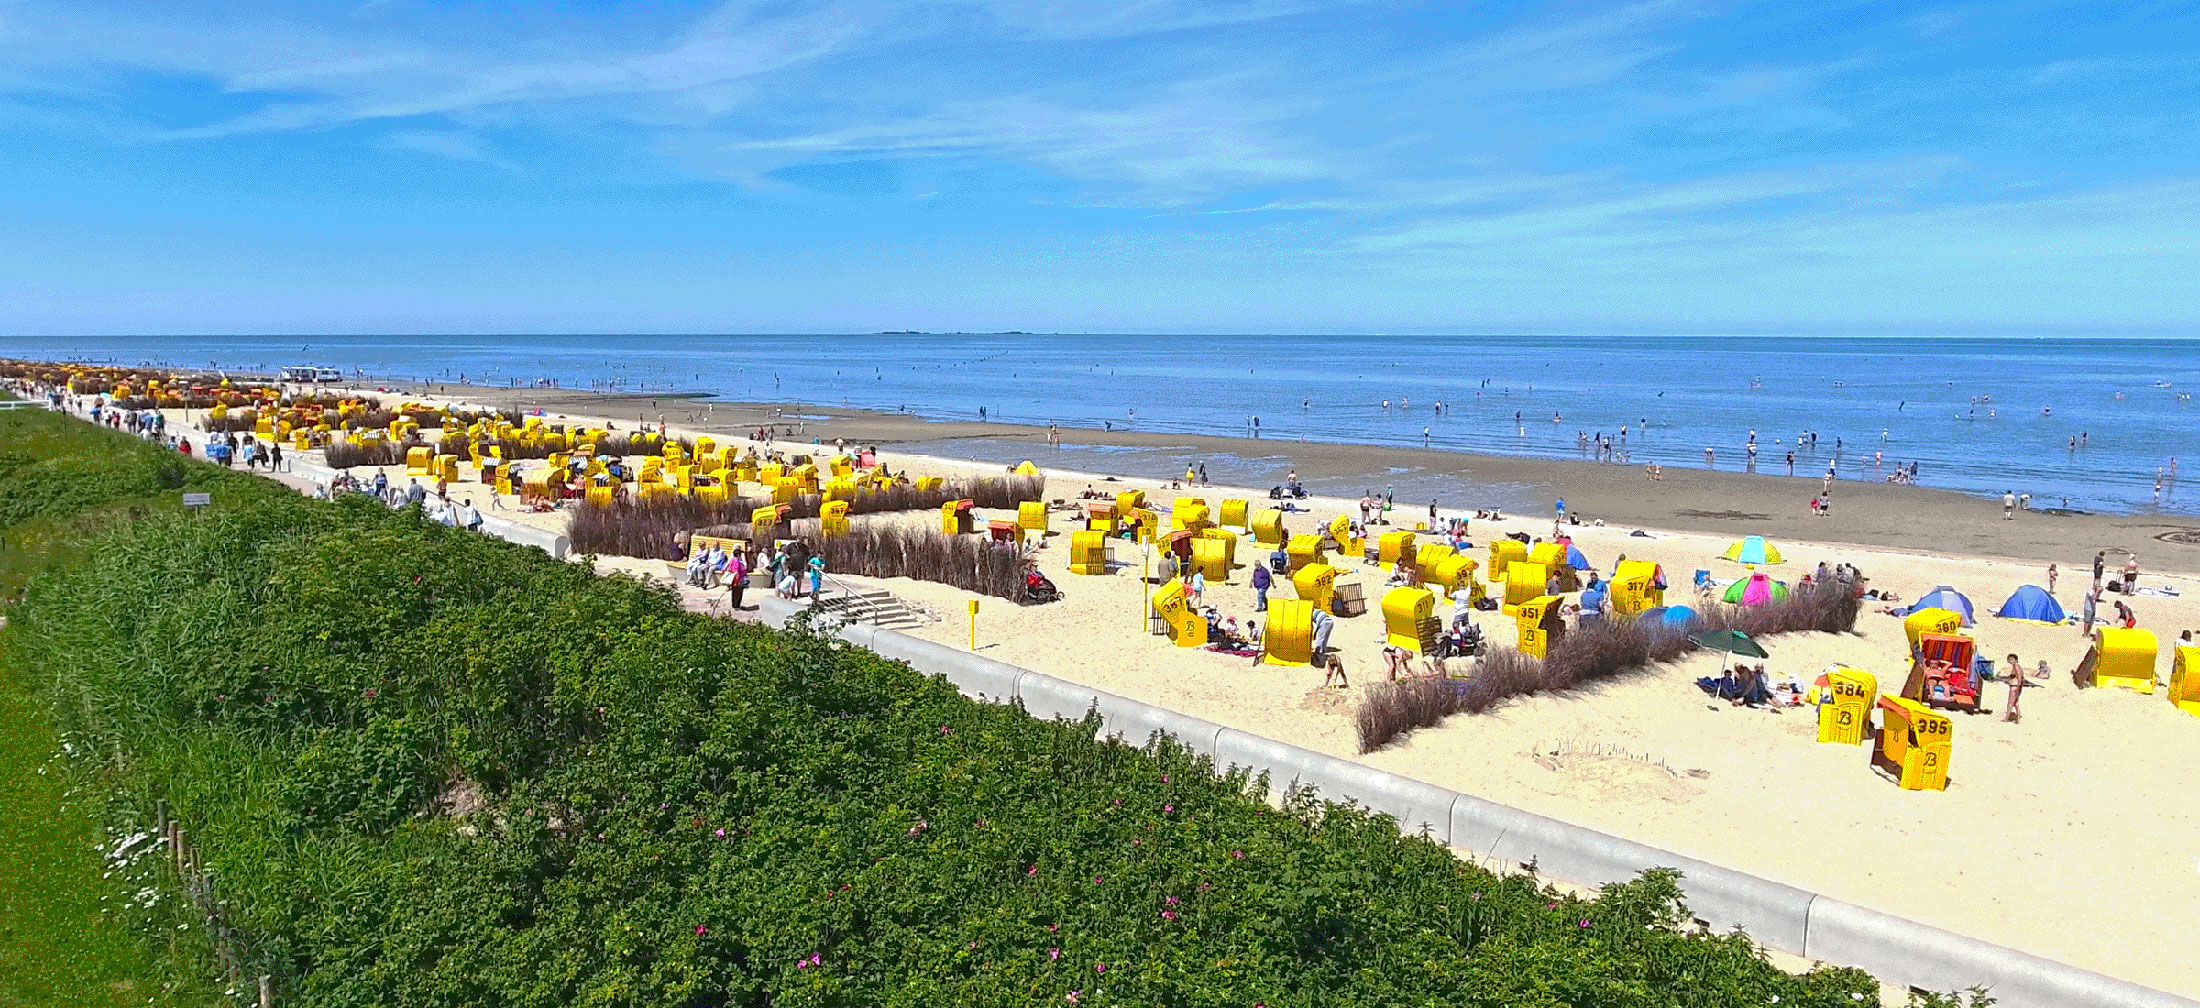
[258,974,272,1008]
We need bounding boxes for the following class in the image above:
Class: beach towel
[2136,586,2182,598]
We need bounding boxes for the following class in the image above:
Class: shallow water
[14,332,2195,515]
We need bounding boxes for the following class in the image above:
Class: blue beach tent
[1658,605,1699,628]
[1898,586,1976,626]
[1994,585,2066,625]
[1565,544,1590,569]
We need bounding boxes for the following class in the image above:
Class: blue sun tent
[1994,585,2066,624]
[1565,544,1589,569]
[1898,586,1976,626]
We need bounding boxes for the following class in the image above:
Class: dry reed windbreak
[1356,578,1862,753]
[673,520,1026,601]
[322,441,417,468]
[567,474,1042,560]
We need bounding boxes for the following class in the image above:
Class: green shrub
[2,409,1890,1007]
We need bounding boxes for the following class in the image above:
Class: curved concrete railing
[748,596,2195,1008]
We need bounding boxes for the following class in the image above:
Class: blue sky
[1,0,2195,335]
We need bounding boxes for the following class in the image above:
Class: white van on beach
[279,366,343,383]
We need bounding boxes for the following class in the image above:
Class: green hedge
[5,410,1883,1007]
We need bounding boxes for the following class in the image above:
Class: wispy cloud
[171,3,880,138]
[708,72,1337,202]
[1349,156,1969,252]
[2,0,2195,332]
[951,0,1361,39]
[379,129,518,171]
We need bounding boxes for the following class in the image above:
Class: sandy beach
[212,380,2200,997]
[385,381,2200,576]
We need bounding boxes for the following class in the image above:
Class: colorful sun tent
[1722,572,1788,606]
[1721,536,1784,565]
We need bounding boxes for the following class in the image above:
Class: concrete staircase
[813,582,928,631]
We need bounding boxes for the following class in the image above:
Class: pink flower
[796,959,809,969]
[714,828,726,838]
[1163,804,1174,813]
[1160,774,1170,782]
[1198,882,1211,891]
[695,924,707,936]
[1165,896,1179,905]
[940,724,952,734]
[1066,992,1081,1005]
[1093,876,1103,884]
[1132,839,1141,845]
[805,953,822,967]
[1578,919,1591,928]
[1095,963,1107,974]
[1161,910,1178,921]
[1027,865,1039,876]
[1050,948,1062,960]
[969,941,978,949]
[1231,850,1245,859]
[1048,924,1059,933]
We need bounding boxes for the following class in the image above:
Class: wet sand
[393,381,2200,575]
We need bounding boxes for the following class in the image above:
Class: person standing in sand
[2003,491,2016,520]
[2122,555,2140,594]
[2003,653,2028,723]
[2047,563,2058,596]
[2081,586,2099,635]
[2093,550,2106,587]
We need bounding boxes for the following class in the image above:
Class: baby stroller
[1437,622,1485,658]
[1024,569,1063,605]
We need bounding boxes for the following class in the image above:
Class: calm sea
[10,333,2196,516]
